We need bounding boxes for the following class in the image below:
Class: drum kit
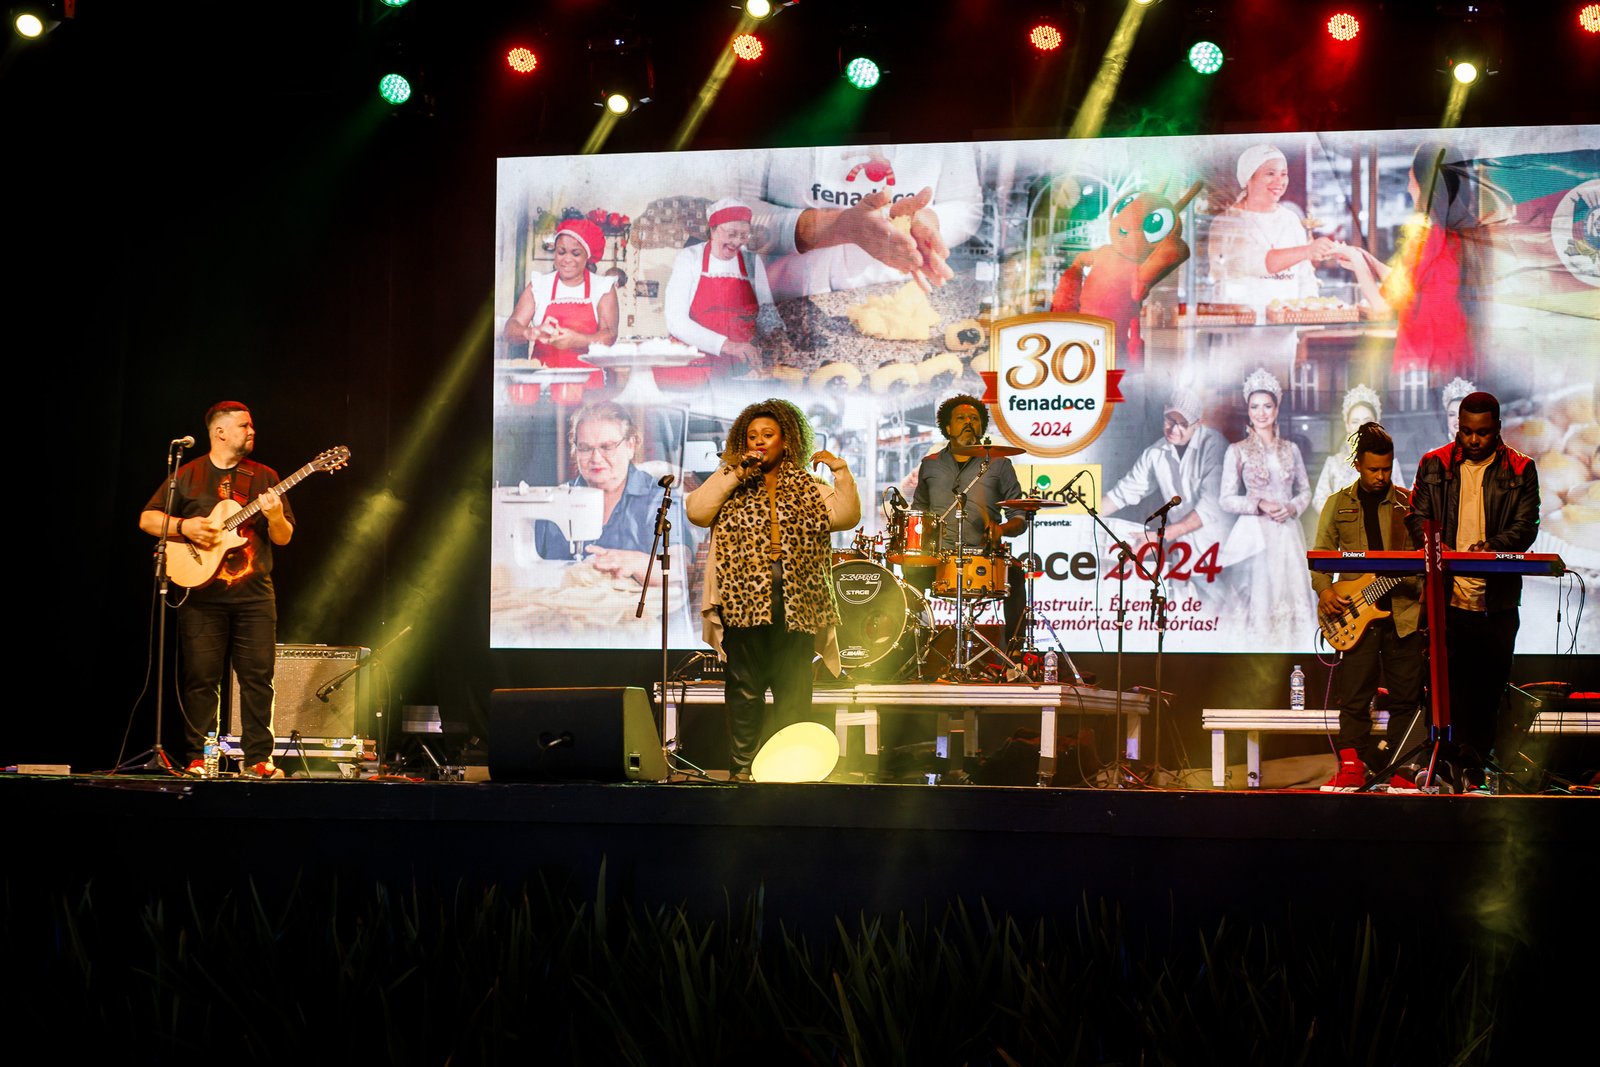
[829,443,1082,684]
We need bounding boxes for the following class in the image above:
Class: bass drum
[830,560,929,681]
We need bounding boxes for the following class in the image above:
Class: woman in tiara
[1219,367,1316,645]
[1311,383,1408,514]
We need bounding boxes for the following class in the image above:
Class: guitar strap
[231,463,255,506]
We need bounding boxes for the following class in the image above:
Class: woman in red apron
[505,218,618,401]
[660,198,774,387]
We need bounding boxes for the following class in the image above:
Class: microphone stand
[118,437,192,776]
[1074,486,1147,788]
[313,624,413,764]
[637,478,674,739]
[1149,507,1171,787]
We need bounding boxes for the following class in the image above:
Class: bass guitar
[167,446,350,588]
[1317,571,1406,651]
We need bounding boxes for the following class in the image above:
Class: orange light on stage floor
[1029,23,1064,52]
[1326,12,1360,42]
[506,47,538,74]
[732,33,763,61]
[1581,4,1600,33]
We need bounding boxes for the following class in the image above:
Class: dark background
[5,0,1596,772]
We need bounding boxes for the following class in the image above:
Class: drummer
[908,394,1028,651]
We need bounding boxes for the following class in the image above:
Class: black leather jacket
[1406,440,1540,612]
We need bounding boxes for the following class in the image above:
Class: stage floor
[6,771,1597,945]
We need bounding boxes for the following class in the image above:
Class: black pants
[1445,605,1519,768]
[722,574,816,773]
[178,596,277,764]
[1335,618,1427,771]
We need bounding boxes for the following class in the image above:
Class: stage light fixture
[745,0,772,18]
[605,92,631,114]
[1187,40,1224,74]
[507,47,538,74]
[11,1,71,38]
[732,33,763,61]
[1326,12,1360,41]
[845,56,881,89]
[1581,4,1600,33]
[750,722,839,783]
[1030,23,1064,52]
[378,72,412,105]
[380,0,410,7]
[1451,59,1479,84]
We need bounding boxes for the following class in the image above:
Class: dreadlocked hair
[723,398,815,472]
[1348,421,1394,465]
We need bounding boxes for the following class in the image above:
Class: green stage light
[380,0,410,7]
[1187,40,1224,75]
[378,73,412,105]
[844,56,880,89]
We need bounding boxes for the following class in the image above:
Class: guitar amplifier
[226,643,372,743]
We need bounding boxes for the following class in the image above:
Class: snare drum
[831,560,930,680]
[931,552,1010,599]
[886,509,942,567]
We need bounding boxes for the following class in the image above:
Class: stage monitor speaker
[489,687,668,783]
[228,644,371,740]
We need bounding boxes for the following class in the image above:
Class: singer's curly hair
[722,399,814,471]
[1347,421,1394,466]
[936,394,989,439]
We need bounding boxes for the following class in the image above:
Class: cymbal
[948,443,1025,460]
[996,497,1070,511]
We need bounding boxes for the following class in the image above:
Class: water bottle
[202,730,220,779]
[1043,652,1059,683]
[1290,664,1306,711]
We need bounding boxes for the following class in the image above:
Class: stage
[8,771,1596,941]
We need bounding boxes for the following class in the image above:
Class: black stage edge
[7,775,1597,945]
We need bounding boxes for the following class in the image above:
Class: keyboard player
[1407,391,1541,792]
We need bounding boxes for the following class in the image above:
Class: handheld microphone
[740,453,761,468]
[172,435,195,448]
[1145,495,1182,524]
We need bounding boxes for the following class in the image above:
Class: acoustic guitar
[166,446,350,588]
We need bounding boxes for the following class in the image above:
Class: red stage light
[733,33,763,61]
[1581,4,1600,34]
[1029,23,1064,52]
[1326,12,1360,42]
[507,47,538,74]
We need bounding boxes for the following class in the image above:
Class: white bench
[658,682,1150,784]
[1202,707,1599,789]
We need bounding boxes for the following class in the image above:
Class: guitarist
[1309,423,1425,791]
[140,401,294,779]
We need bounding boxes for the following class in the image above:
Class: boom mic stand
[1074,485,1149,788]
[637,474,675,740]
[118,437,193,776]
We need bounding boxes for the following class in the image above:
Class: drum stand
[937,463,1021,682]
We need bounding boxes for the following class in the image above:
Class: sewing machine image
[492,482,605,576]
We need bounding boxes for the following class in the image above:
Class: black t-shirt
[145,457,294,602]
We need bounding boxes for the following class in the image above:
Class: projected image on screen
[493,126,1600,653]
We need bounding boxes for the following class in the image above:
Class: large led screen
[493,125,1599,654]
